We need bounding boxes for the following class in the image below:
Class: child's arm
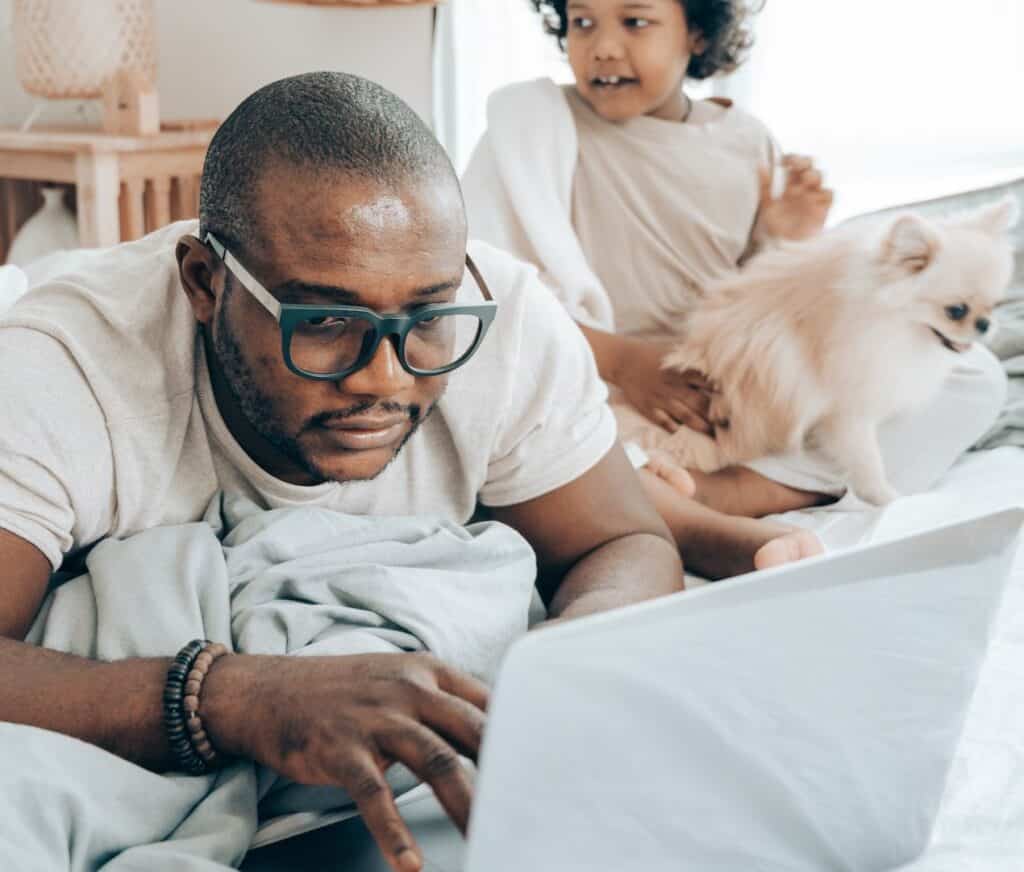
[578,324,713,436]
[753,154,834,243]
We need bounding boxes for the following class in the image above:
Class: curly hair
[530,0,763,79]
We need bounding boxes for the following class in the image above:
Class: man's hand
[755,154,833,242]
[204,652,488,872]
[617,338,714,435]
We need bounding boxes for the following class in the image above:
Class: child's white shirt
[461,77,776,339]
[565,86,775,339]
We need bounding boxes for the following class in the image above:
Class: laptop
[242,508,1024,872]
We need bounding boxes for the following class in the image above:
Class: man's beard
[211,300,436,484]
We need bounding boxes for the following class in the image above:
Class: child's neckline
[564,85,733,133]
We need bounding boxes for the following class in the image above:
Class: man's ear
[177,235,220,326]
[689,30,707,56]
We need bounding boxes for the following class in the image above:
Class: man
[0,73,683,870]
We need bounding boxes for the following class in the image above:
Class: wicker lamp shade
[13,0,158,100]
[257,1,442,6]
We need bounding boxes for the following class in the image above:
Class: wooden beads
[162,639,230,775]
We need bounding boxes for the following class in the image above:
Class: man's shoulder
[16,220,194,305]
[1,221,200,416]
[467,239,535,293]
[466,240,564,304]
[466,240,577,342]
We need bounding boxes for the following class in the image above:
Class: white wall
[0,0,435,129]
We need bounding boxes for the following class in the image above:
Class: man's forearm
[0,637,175,770]
[547,532,684,621]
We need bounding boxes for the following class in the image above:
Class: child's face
[565,0,702,123]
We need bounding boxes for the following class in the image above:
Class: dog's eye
[945,304,970,322]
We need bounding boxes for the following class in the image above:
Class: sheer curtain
[436,0,1024,216]
[433,0,571,173]
[719,0,1024,220]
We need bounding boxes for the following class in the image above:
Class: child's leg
[687,466,834,517]
[668,345,1007,517]
[637,468,823,580]
[640,448,832,519]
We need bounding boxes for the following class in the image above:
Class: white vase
[6,187,80,268]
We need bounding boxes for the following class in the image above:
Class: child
[461,0,1008,579]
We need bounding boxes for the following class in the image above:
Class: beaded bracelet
[163,638,229,774]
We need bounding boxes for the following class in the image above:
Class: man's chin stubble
[300,401,438,485]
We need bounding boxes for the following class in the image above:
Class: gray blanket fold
[2,494,536,871]
[976,295,1024,449]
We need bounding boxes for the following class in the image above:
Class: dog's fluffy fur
[616,196,1019,505]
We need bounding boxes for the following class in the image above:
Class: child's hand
[755,155,833,242]
[617,340,714,435]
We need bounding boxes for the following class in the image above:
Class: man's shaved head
[198,70,459,253]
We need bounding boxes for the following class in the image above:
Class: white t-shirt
[0,221,615,570]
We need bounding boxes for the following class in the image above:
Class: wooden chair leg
[122,178,146,241]
[145,176,172,232]
[74,152,120,247]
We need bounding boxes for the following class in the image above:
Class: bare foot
[644,450,697,499]
[639,469,825,579]
[753,526,825,570]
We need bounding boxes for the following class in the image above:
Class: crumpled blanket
[975,294,1024,449]
[1,494,537,871]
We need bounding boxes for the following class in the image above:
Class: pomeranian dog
[616,196,1018,505]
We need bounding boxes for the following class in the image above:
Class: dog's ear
[881,214,940,274]
[962,194,1020,235]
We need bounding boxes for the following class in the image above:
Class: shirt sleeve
[0,328,116,569]
[478,261,617,507]
[742,120,785,263]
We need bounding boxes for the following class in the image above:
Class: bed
[2,176,1023,868]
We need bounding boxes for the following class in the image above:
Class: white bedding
[772,446,1024,549]
[783,446,1024,868]
[5,251,1023,865]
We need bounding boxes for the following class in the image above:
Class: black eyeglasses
[201,232,498,381]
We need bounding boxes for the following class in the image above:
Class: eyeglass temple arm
[465,254,494,302]
[206,231,491,310]
[202,231,282,319]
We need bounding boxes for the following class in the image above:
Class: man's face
[204,165,467,485]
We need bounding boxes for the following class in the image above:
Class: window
[719,0,1024,219]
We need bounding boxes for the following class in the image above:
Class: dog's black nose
[976,317,991,334]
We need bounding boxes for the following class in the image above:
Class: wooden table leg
[74,152,120,247]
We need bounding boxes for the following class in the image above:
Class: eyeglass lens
[288,312,484,375]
